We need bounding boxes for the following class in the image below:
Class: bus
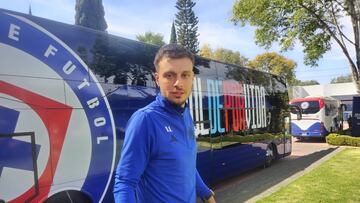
[289,96,343,139]
[0,9,294,203]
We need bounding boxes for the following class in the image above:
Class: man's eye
[165,73,173,78]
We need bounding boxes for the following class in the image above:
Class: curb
[245,146,345,203]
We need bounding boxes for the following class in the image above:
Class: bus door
[0,132,40,203]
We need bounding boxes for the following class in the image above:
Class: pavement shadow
[211,147,338,203]
[294,137,326,143]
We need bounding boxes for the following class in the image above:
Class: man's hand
[205,196,216,203]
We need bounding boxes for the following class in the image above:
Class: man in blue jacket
[114,44,216,203]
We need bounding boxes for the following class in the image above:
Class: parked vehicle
[0,9,294,203]
[290,96,343,138]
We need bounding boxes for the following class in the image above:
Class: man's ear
[154,72,159,86]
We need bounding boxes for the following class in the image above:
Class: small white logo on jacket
[165,126,172,132]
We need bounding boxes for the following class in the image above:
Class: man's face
[155,57,194,106]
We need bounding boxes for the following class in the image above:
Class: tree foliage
[199,44,213,58]
[170,22,177,44]
[248,52,297,85]
[199,44,248,67]
[293,79,320,86]
[231,0,360,91]
[175,0,200,53]
[214,48,248,67]
[331,74,353,83]
[75,0,107,31]
[90,34,156,85]
[136,32,165,46]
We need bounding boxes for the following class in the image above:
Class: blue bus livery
[0,9,292,203]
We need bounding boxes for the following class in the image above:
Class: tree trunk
[356,0,360,94]
[347,0,360,94]
[352,72,360,95]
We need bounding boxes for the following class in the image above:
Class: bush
[326,133,360,147]
[197,133,289,144]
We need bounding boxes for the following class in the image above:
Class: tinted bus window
[292,101,320,114]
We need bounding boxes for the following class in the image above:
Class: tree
[293,79,320,86]
[248,52,297,85]
[170,22,177,44]
[136,32,165,46]
[175,0,200,53]
[199,44,213,58]
[213,48,248,67]
[199,44,248,67]
[28,4,32,15]
[75,0,107,31]
[231,0,360,93]
[90,35,116,83]
[90,34,156,85]
[331,74,353,83]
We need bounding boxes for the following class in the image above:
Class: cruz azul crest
[0,11,116,202]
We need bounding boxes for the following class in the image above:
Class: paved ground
[211,138,340,203]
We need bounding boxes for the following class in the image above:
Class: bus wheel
[45,190,92,203]
[264,144,275,168]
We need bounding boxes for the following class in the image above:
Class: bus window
[292,101,320,114]
[325,104,330,116]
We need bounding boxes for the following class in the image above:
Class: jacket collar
[156,93,186,115]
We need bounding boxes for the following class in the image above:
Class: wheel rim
[266,146,274,165]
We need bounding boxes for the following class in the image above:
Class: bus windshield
[291,101,320,114]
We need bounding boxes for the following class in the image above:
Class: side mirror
[289,104,302,120]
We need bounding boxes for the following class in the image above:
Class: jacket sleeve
[113,110,153,203]
[195,169,212,199]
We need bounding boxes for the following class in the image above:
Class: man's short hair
[153,44,195,72]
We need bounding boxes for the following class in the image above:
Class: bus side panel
[211,144,266,183]
[1,8,293,201]
[196,149,212,185]
[0,10,119,202]
[0,74,68,202]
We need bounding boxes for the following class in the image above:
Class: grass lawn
[257,148,360,203]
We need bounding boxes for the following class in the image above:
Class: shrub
[196,133,288,144]
[326,133,360,147]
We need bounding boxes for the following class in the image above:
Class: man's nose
[173,76,183,88]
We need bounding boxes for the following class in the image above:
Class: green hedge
[326,133,360,147]
[197,133,291,144]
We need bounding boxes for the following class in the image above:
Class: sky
[0,0,355,84]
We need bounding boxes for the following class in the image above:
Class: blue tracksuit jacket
[113,93,211,203]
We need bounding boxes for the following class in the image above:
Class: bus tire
[45,190,92,203]
[264,144,275,168]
